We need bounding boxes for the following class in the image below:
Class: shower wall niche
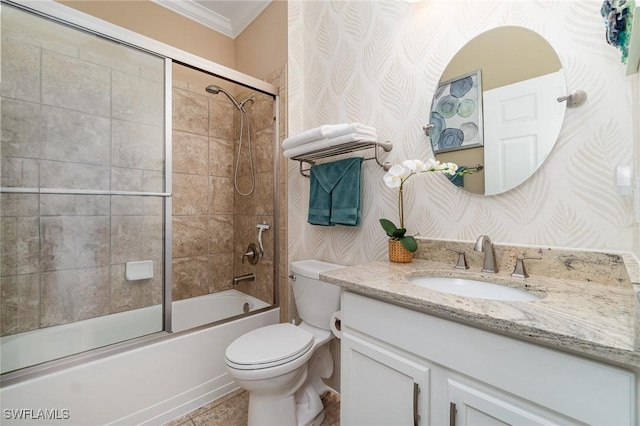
[0,4,166,373]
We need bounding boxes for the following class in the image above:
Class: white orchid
[439,162,459,176]
[403,159,430,172]
[381,158,464,236]
[383,164,406,188]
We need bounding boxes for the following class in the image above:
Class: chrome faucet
[474,235,497,273]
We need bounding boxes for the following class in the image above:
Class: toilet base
[307,409,325,426]
[240,344,334,426]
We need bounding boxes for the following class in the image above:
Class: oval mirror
[428,26,566,195]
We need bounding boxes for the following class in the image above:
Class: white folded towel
[284,132,378,158]
[282,123,377,150]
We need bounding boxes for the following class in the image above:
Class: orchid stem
[398,186,404,229]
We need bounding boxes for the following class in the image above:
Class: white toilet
[225,259,344,426]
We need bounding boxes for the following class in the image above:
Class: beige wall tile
[173,88,209,136]
[112,120,164,171]
[173,130,208,175]
[40,216,110,271]
[172,256,209,300]
[1,217,40,276]
[255,173,274,216]
[233,174,256,214]
[253,259,274,304]
[1,157,39,188]
[208,137,234,177]
[40,160,110,190]
[249,93,275,132]
[209,253,233,293]
[110,261,163,313]
[254,127,275,174]
[1,40,41,103]
[0,273,40,336]
[40,194,109,216]
[1,98,41,158]
[209,215,234,254]
[41,105,110,165]
[40,267,110,327]
[173,173,208,215]
[112,167,164,193]
[208,97,235,140]
[79,39,164,83]
[1,194,38,217]
[209,176,234,214]
[112,70,164,126]
[111,195,163,217]
[111,216,163,264]
[41,50,110,117]
[173,215,209,258]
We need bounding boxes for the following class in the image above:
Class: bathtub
[0,289,278,425]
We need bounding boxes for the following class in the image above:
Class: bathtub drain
[243,302,250,313]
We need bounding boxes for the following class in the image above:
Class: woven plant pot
[388,239,413,263]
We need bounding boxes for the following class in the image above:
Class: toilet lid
[225,323,314,370]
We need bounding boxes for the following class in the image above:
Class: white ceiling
[152,0,272,39]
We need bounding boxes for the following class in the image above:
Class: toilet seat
[226,323,315,370]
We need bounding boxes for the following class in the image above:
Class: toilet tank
[290,260,345,330]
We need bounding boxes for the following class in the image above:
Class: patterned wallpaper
[287,0,638,267]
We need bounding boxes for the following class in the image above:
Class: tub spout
[233,273,255,285]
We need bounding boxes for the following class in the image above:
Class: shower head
[206,84,242,110]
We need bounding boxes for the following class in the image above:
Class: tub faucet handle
[446,248,468,270]
[242,243,259,265]
[511,256,542,279]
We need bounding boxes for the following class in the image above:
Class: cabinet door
[448,379,584,426]
[342,332,430,426]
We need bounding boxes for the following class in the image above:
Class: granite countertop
[320,259,640,368]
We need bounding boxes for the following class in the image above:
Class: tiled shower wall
[171,78,236,300]
[171,67,281,305]
[0,6,165,336]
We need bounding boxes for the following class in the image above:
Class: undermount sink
[409,276,539,302]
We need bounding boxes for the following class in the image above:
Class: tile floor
[164,389,340,426]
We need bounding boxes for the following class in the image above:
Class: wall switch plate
[126,260,154,281]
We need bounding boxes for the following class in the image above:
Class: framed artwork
[430,69,483,153]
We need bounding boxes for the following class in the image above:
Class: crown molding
[152,0,234,38]
[229,1,271,37]
[152,0,271,39]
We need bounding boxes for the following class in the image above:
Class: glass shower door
[0,3,168,374]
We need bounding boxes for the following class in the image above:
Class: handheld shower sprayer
[257,222,270,257]
[206,85,241,110]
[206,83,256,196]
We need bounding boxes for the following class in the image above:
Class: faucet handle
[241,243,259,265]
[446,249,469,270]
[511,256,542,279]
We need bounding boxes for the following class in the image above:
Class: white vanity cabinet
[341,334,429,425]
[340,292,636,426]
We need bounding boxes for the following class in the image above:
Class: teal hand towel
[308,157,363,226]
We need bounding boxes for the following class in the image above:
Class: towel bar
[291,140,393,177]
